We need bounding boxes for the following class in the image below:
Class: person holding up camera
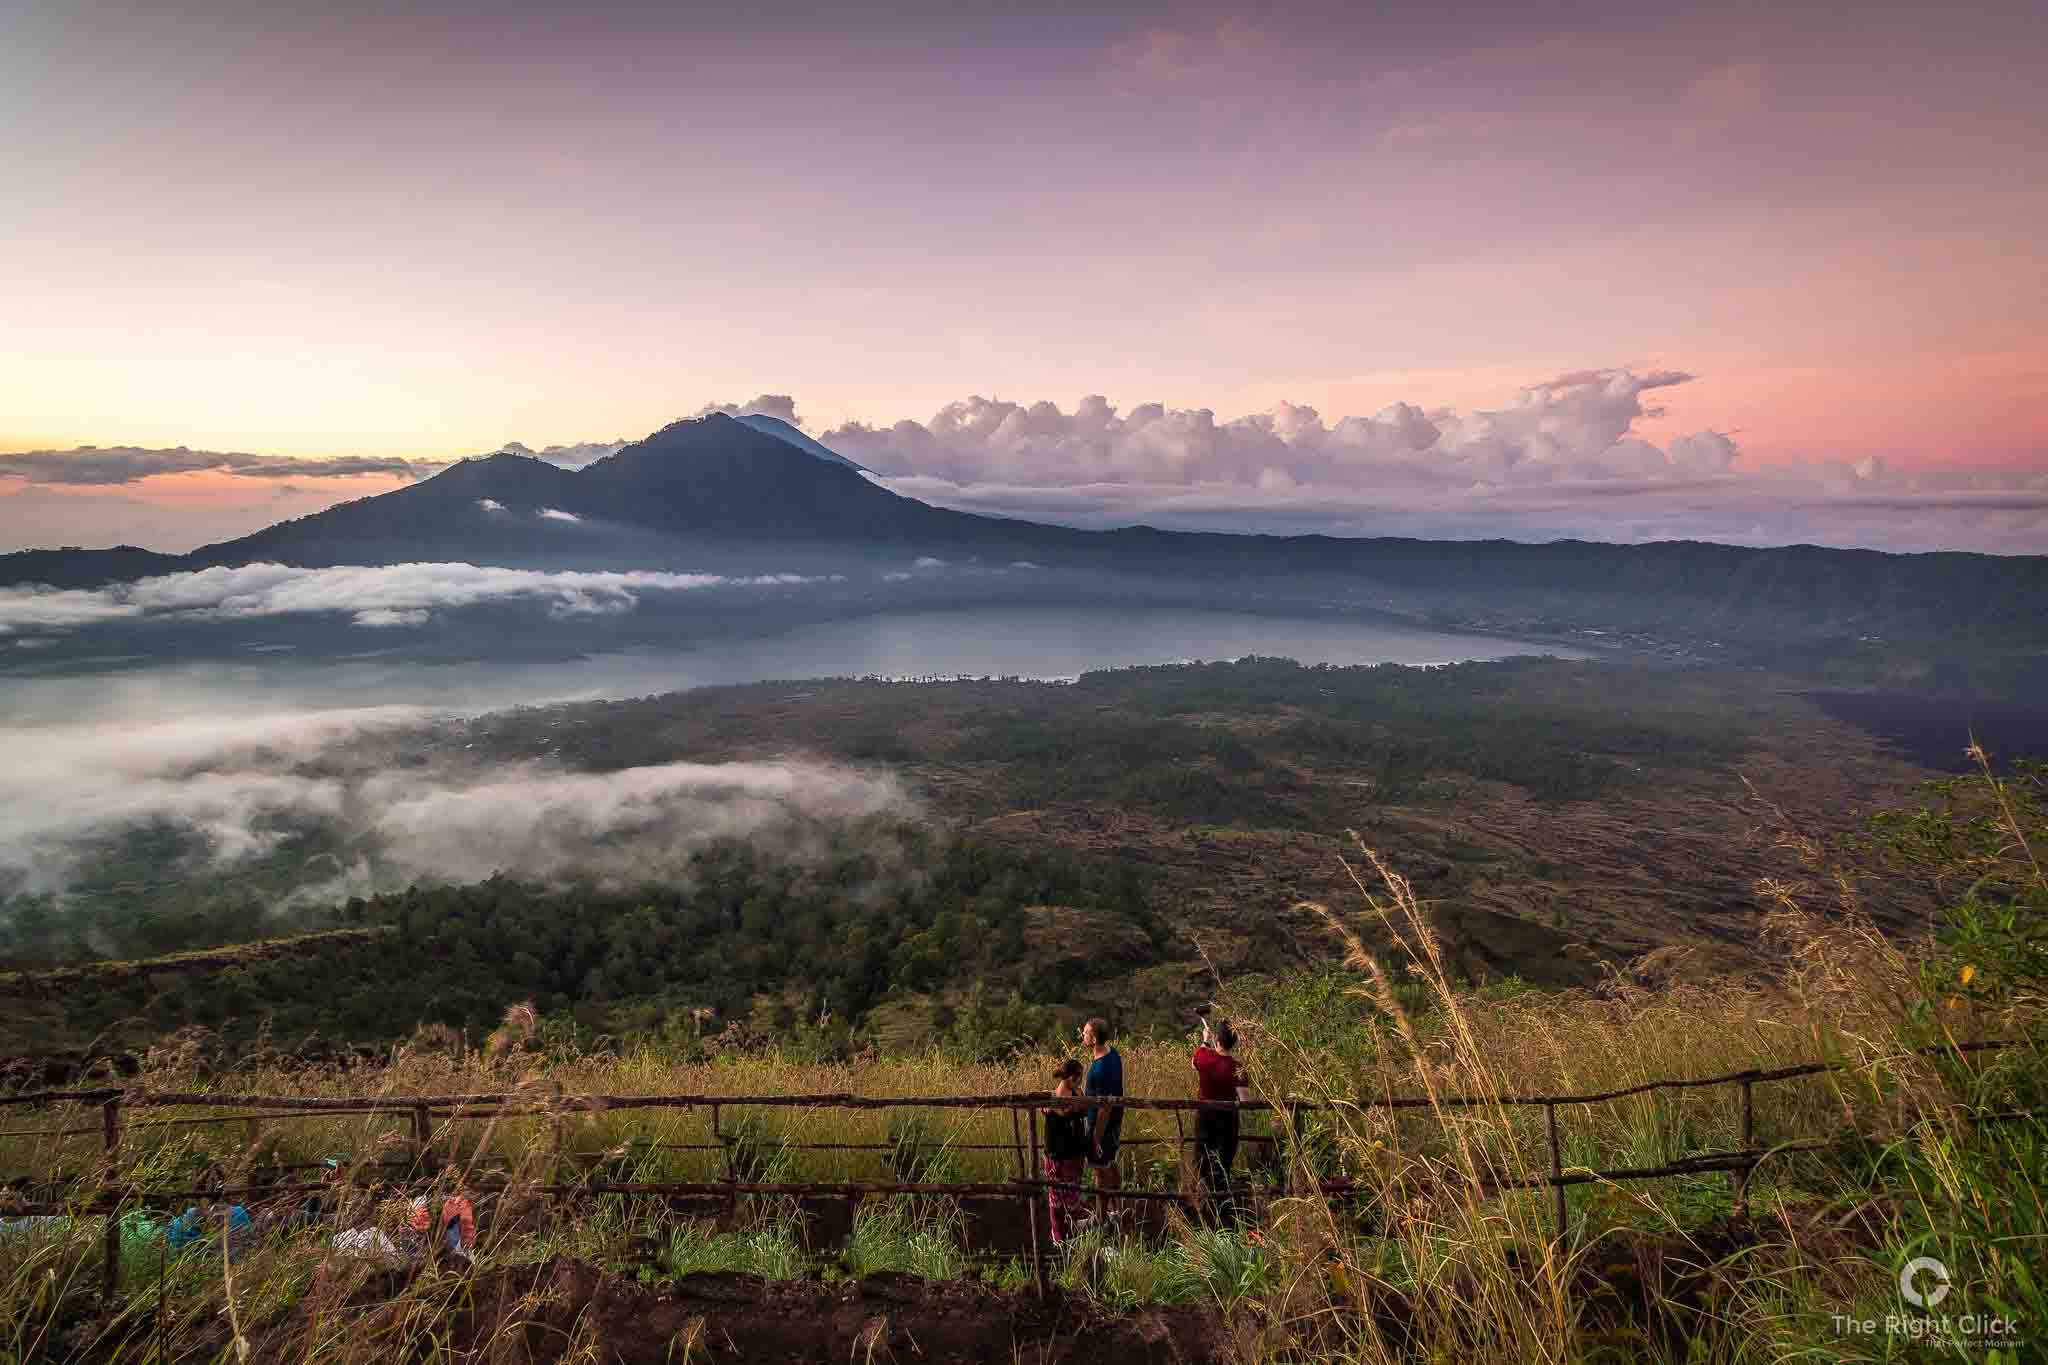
[1191,1012,1248,1222]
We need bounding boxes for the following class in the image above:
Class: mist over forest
[3,412,2044,1057]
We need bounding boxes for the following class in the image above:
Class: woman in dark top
[1042,1058,1088,1245]
[1191,1017,1248,1222]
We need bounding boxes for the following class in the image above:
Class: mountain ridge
[4,413,2046,689]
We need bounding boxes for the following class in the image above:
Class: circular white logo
[1900,1256,1951,1308]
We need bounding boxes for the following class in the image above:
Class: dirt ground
[255,1257,1235,1364]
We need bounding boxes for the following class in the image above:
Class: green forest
[6,828,1159,1055]
[0,655,1979,1060]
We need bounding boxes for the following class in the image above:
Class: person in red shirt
[1191,1015,1248,1222]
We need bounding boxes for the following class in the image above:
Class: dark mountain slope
[735,412,866,470]
[181,452,588,568]
[163,414,1032,568]
[12,414,2043,624]
[569,414,977,540]
[0,545,184,588]
[1096,532,2048,631]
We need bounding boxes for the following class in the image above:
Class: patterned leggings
[1044,1156,1085,1243]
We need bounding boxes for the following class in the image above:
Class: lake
[0,602,1588,725]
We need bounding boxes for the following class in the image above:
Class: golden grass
[4,768,2037,1363]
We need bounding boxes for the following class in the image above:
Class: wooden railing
[0,1040,2017,1302]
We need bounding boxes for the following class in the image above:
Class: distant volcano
[139,413,1019,571]
[5,413,2045,686]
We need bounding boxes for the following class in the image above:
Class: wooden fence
[0,1040,2017,1303]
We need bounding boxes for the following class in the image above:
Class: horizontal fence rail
[0,1039,2012,1114]
[0,1039,2019,1305]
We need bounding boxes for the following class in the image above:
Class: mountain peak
[530,413,961,541]
[734,413,866,471]
[442,450,561,479]
[645,412,742,440]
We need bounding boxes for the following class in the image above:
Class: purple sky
[2,0,2043,553]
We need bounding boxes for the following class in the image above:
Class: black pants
[1194,1109,1239,1220]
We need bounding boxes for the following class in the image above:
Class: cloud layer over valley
[0,562,828,637]
[0,704,914,906]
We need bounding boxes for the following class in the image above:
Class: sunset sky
[3,0,2044,553]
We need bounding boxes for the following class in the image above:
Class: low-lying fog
[0,702,915,904]
[1,560,1587,911]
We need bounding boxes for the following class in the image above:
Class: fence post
[101,1096,122,1305]
[1009,1105,1028,1183]
[1732,1078,1755,1217]
[1025,1102,1046,1299]
[1545,1103,1566,1243]
[713,1103,735,1228]
[412,1105,434,1173]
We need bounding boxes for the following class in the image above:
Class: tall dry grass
[1209,766,2039,1363]
[4,772,2039,1362]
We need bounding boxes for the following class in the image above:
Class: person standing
[1081,1017,1124,1219]
[1192,1016,1248,1222]
[1041,1059,1088,1245]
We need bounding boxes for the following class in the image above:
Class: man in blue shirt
[1081,1016,1123,1218]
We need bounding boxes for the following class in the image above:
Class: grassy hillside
[1,758,2041,1362]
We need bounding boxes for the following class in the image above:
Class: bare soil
[256,1257,1233,1363]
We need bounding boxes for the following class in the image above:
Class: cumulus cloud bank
[824,371,1718,489]
[817,371,2046,554]
[694,394,804,426]
[0,705,912,901]
[0,562,825,635]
